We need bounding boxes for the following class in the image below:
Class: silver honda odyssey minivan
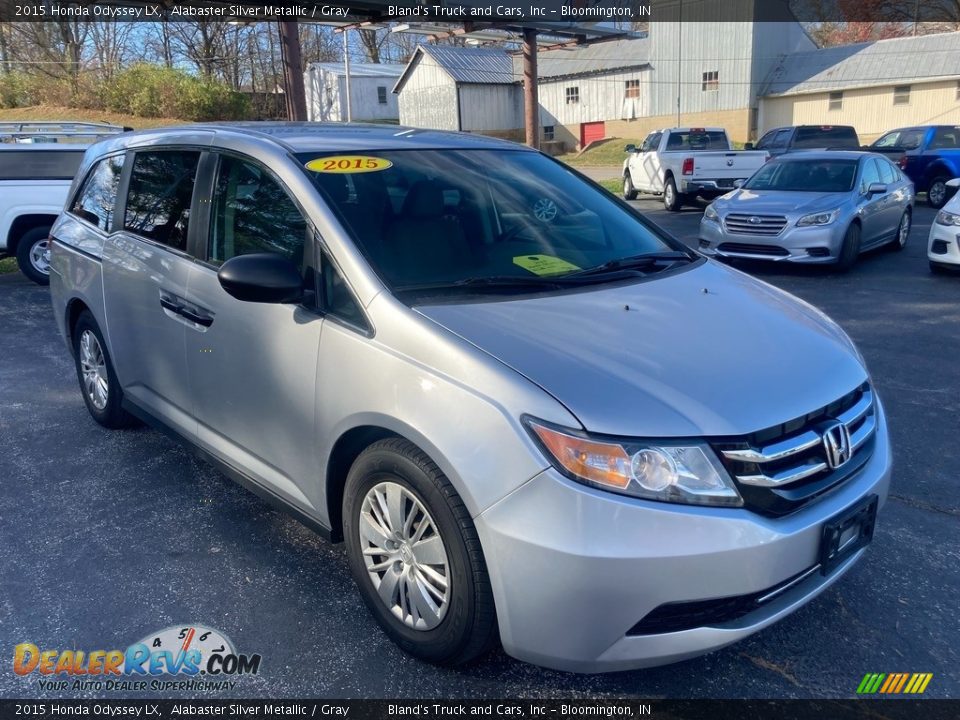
[49,124,891,673]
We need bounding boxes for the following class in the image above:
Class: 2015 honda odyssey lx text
[49,124,891,673]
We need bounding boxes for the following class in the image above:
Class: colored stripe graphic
[857,672,932,694]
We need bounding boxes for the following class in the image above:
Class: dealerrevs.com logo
[13,625,261,692]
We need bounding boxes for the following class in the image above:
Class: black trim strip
[121,397,339,543]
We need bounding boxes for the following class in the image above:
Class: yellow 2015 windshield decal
[305,156,393,174]
[513,255,581,276]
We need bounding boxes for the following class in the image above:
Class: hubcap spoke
[78,330,108,410]
[359,480,450,631]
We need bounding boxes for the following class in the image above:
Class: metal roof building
[759,31,960,142]
[305,62,404,123]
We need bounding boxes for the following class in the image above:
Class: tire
[15,226,52,285]
[836,222,861,272]
[343,438,497,666]
[889,209,911,252]
[663,176,682,212]
[72,310,138,429]
[622,173,638,201]
[927,176,950,209]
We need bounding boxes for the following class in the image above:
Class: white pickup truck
[0,122,127,284]
[622,127,769,211]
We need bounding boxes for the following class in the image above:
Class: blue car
[870,125,960,208]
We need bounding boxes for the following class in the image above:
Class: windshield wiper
[394,276,569,293]
[566,251,694,278]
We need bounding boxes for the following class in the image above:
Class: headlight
[796,209,839,227]
[525,419,742,507]
[935,210,960,226]
[704,204,719,222]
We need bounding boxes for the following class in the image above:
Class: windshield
[793,126,858,149]
[743,159,858,193]
[299,149,687,293]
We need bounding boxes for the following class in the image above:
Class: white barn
[393,46,522,139]
[305,62,404,123]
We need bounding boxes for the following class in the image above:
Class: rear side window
[929,127,959,149]
[771,129,793,150]
[69,155,123,231]
[208,155,307,266]
[123,150,201,251]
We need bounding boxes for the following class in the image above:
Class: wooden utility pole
[522,28,539,149]
[278,21,307,121]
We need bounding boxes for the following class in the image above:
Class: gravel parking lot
[1,201,958,700]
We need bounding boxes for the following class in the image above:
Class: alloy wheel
[929,182,946,208]
[79,330,109,410]
[29,239,51,276]
[898,214,910,247]
[358,481,451,631]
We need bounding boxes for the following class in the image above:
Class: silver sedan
[699,151,914,270]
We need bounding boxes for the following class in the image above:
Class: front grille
[712,383,876,516]
[628,564,820,635]
[724,213,788,236]
[718,242,788,257]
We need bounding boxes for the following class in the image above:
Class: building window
[893,85,911,105]
[377,86,387,105]
[701,71,719,92]
[829,91,843,111]
[543,125,555,141]
[565,86,579,105]
[624,79,640,99]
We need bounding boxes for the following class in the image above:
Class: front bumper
[475,402,891,673]
[698,217,846,263]
[927,221,960,267]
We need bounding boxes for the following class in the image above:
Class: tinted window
[321,253,365,328]
[771,129,793,150]
[70,155,123,231]
[793,126,858,149]
[872,128,925,150]
[929,127,959,149]
[860,158,882,192]
[0,149,85,181]
[744,159,858,193]
[755,131,776,150]
[209,155,306,266]
[664,130,728,150]
[124,151,200,250]
[301,149,679,291]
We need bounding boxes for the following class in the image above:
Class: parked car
[0,122,127,284]
[622,127,769,211]
[699,152,913,270]
[928,178,960,273]
[51,124,890,673]
[869,125,960,208]
[752,125,861,158]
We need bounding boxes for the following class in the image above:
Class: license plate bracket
[819,494,878,575]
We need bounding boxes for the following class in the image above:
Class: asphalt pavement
[1,202,957,699]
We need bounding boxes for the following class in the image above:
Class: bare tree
[89,22,136,81]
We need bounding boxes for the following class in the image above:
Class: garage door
[580,121,606,147]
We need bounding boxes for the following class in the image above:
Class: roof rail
[0,121,131,143]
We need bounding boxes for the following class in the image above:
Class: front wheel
[836,222,861,272]
[622,173,638,200]
[15,226,52,285]
[927,177,950,209]
[663,177,682,211]
[889,210,911,252]
[343,438,497,666]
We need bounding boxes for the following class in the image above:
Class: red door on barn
[580,121,606,148]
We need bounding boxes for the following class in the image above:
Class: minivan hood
[715,189,845,216]
[417,262,867,438]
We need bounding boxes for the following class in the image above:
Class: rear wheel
[622,173,638,201]
[663,177,682,212]
[889,210,911,251]
[72,311,138,429]
[927,176,950,209]
[836,222,861,271]
[343,438,497,666]
[15,226,52,285]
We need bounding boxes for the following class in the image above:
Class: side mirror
[744,142,755,150]
[947,178,960,189]
[624,144,636,153]
[733,179,745,188]
[217,253,303,304]
[866,182,887,196]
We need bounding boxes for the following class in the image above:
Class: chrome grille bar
[722,430,821,464]
[724,214,788,237]
[737,461,829,488]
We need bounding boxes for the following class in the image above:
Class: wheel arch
[64,298,93,357]
[6,214,56,253]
